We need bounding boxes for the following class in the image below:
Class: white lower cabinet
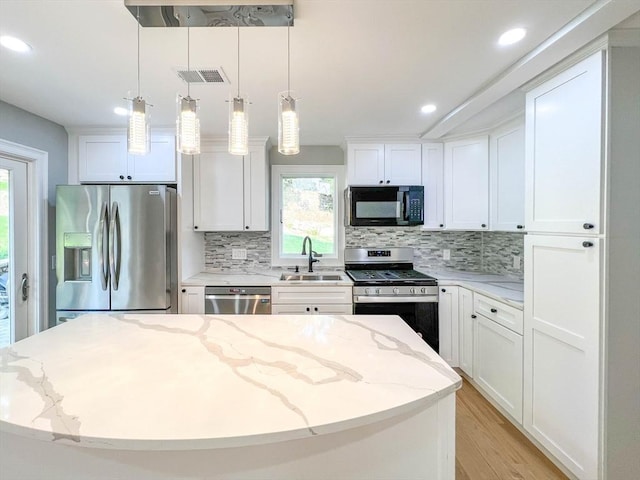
[457,287,475,377]
[438,286,459,366]
[474,314,523,423]
[180,286,205,314]
[271,286,352,315]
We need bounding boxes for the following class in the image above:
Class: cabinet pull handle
[583,223,594,230]
[490,308,498,313]
[441,288,446,293]
[517,225,524,229]
[583,241,594,248]
[471,314,477,318]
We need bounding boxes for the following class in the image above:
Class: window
[271,165,345,267]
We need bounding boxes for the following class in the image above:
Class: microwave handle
[401,190,409,220]
[344,188,352,226]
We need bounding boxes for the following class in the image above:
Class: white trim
[271,164,345,268]
[0,138,48,336]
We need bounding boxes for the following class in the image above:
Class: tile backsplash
[204,227,525,278]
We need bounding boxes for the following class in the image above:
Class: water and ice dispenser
[63,232,92,281]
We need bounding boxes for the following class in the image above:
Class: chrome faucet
[301,236,321,272]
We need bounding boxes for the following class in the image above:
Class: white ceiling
[0,1,639,145]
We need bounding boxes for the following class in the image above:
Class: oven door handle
[354,296,438,303]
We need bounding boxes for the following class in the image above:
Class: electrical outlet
[232,248,247,260]
[443,249,451,261]
[513,255,521,270]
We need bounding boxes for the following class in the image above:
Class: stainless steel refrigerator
[56,185,177,323]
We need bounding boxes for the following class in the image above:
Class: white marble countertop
[420,268,524,308]
[183,269,353,287]
[0,314,460,451]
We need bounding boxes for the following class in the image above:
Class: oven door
[353,301,439,352]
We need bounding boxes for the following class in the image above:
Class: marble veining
[0,314,460,450]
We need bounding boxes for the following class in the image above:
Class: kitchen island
[0,313,461,480]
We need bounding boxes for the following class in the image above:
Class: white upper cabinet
[490,123,525,232]
[422,143,445,230]
[78,134,176,183]
[347,143,421,185]
[525,52,603,235]
[444,136,489,230]
[193,140,269,232]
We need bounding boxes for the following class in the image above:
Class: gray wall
[0,100,69,327]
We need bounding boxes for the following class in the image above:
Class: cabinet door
[180,286,204,314]
[458,287,475,377]
[78,135,128,183]
[523,234,600,479]
[128,135,176,183]
[193,146,244,231]
[525,51,603,235]
[490,124,525,231]
[422,143,445,230]
[438,286,459,366]
[384,144,422,185]
[243,146,269,231]
[475,315,523,423]
[347,143,385,185]
[444,136,489,230]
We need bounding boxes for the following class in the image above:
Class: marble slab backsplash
[204,228,524,278]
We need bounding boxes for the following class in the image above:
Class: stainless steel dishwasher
[204,287,271,314]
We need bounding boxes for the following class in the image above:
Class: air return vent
[175,67,229,84]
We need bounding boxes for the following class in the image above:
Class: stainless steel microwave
[345,186,424,226]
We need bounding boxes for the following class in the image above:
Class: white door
[458,287,475,377]
[346,143,385,185]
[438,286,459,366]
[422,143,445,230]
[523,234,600,479]
[490,124,525,231]
[384,144,422,185]
[0,157,29,346]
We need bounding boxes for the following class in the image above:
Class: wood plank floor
[456,376,568,480]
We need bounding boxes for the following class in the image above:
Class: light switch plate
[443,249,451,261]
[232,248,247,260]
[513,255,521,270]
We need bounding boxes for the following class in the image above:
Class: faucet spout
[301,236,319,272]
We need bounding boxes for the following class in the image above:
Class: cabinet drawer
[271,286,353,305]
[474,293,523,334]
[272,304,353,315]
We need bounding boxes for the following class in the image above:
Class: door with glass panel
[0,157,29,347]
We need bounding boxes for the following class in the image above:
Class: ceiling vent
[174,67,229,84]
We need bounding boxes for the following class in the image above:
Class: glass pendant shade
[228,95,249,156]
[177,95,200,155]
[278,92,299,155]
[128,96,150,155]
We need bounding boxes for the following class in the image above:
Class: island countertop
[0,313,461,451]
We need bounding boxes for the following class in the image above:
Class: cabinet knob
[181,288,186,293]
[583,241,594,248]
[119,175,125,180]
[306,307,310,312]
[439,224,444,228]
[583,223,594,230]
[127,175,132,180]
[471,314,477,319]
[490,308,498,313]
[386,180,390,184]
[517,225,524,229]
[314,307,318,312]
[245,226,249,230]
[379,180,384,184]
[481,224,487,228]
[194,225,198,229]
[441,288,446,293]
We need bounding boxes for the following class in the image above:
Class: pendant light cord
[187,9,191,97]
[237,26,240,97]
[136,6,141,97]
[287,23,290,96]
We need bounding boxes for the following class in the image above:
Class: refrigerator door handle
[109,201,121,291]
[98,201,109,290]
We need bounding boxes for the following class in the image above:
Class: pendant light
[128,6,150,155]
[177,18,201,155]
[278,21,299,155]
[228,26,249,156]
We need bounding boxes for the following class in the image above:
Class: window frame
[271,164,345,268]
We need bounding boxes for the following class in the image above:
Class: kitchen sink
[280,273,343,282]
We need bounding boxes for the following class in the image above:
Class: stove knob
[365,288,371,295]
[393,287,400,294]
[421,287,426,294]
[410,287,416,294]
[375,288,381,294]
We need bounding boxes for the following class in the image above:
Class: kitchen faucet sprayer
[301,236,321,272]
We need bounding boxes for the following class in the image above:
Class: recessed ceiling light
[0,35,32,53]
[421,104,437,114]
[498,28,526,46]
[114,107,129,116]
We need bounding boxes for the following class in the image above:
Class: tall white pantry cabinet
[523,36,640,480]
